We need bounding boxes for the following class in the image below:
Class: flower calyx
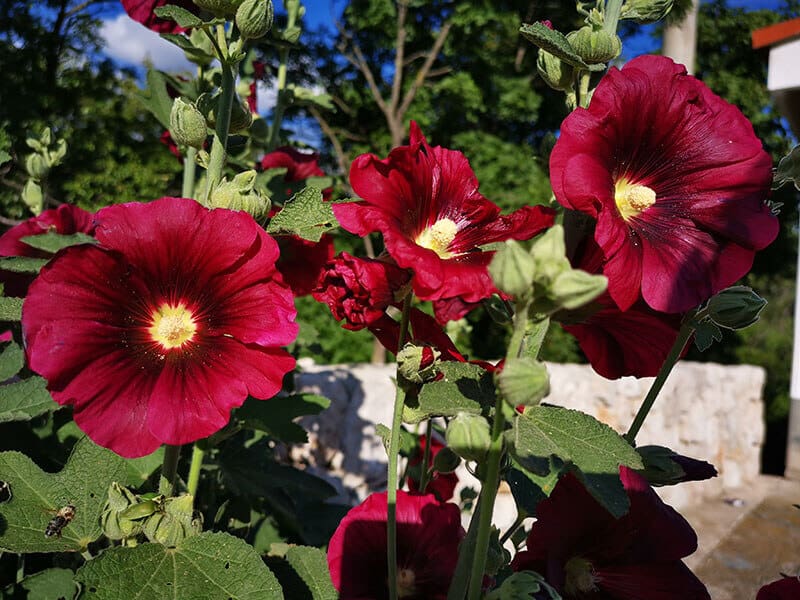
[169,98,208,150]
[397,342,441,385]
[705,285,767,330]
[236,0,273,40]
[566,26,622,65]
[620,0,675,24]
[208,170,271,220]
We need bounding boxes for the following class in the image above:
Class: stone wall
[293,359,766,512]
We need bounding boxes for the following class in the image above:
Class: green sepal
[153,4,204,28]
[519,22,590,70]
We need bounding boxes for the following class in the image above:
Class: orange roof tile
[752,17,800,49]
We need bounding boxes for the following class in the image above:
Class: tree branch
[389,0,408,114]
[308,105,350,184]
[335,22,390,116]
[397,20,452,120]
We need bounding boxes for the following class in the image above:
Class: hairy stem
[182,146,197,199]
[603,0,624,34]
[203,61,235,203]
[417,419,434,494]
[159,444,182,496]
[186,444,205,498]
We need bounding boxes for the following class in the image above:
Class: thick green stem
[603,0,624,34]
[387,293,413,600]
[203,62,236,203]
[499,513,525,546]
[159,444,182,496]
[578,71,592,109]
[186,444,205,498]
[624,316,697,445]
[182,147,197,199]
[417,419,434,493]
[266,49,289,152]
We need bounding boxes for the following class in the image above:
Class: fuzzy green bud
[621,0,675,24]
[566,26,622,65]
[536,49,575,92]
[431,446,461,474]
[192,0,243,18]
[489,240,536,299]
[397,343,441,384]
[101,483,145,540]
[550,269,608,311]
[530,225,570,284]
[229,95,254,133]
[446,413,492,463]
[209,170,270,220]
[22,180,43,215]
[170,98,208,150]
[498,357,549,407]
[706,286,767,330]
[25,154,48,180]
[236,0,273,40]
[142,494,202,547]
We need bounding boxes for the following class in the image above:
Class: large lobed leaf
[509,405,644,518]
[266,187,338,242]
[406,362,495,424]
[75,531,284,599]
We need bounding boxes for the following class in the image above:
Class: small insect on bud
[236,0,273,40]
[169,98,208,150]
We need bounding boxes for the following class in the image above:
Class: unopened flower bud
[25,154,48,180]
[706,286,767,330]
[170,98,208,150]
[236,0,273,40]
[566,26,622,65]
[537,49,575,92]
[550,268,607,310]
[101,483,146,540]
[196,91,219,127]
[621,0,675,24]
[22,180,43,215]
[397,343,441,384]
[498,357,549,407]
[431,446,461,474]
[229,95,254,133]
[209,170,271,220]
[142,494,202,547]
[489,240,535,299]
[446,413,492,463]
[192,0,244,18]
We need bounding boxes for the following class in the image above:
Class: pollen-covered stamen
[149,303,197,349]
[396,568,417,598]
[416,218,458,258]
[564,556,599,595]
[615,179,656,221]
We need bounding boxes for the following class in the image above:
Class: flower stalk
[186,444,205,498]
[182,146,197,199]
[159,444,182,496]
[417,419,434,494]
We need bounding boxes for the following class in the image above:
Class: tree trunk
[662,0,700,74]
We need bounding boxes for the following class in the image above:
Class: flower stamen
[149,303,197,349]
[615,179,656,221]
[416,218,458,258]
[396,568,417,598]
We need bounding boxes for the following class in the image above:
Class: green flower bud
[101,483,145,540]
[236,0,273,40]
[431,446,461,474]
[566,26,622,65]
[446,413,492,463]
[196,91,220,128]
[192,0,244,18]
[397,343,441,384]
[22,180,43,215]
[530,225,570,284]
[209,170,271,220]
[706,286,767,330]
[489,240,535,299]
[142,494,202,547]
[229,95,254,133]
[550,268,608,311]
[498,357,549,407]
[536,49,575,92]
[25,154,48,180]
[169,98,208,150]
[621,0,675,24]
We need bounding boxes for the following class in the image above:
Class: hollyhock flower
[407,435,458,502]
[22,197,297,458]
[512,467,709,599]
[274,232,335,297]
[757,575,800,600]
[260,146,331,199]
[121,0,198,34]
[335,122,555,307]
[327,490,464,599]
[0,204,95,297]
[550,54,777,314]
[313,252,410,329]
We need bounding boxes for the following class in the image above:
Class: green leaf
[408,362,496,424]
[285,546,338,600]
[136,69,174,130]
[505,460,562,517]
[20,231,95,254]
[774,144,800,191]
[0,149,10,168]
[485,571,562,599]
[123,447,165,487]
[0,256,48,273]
[0,296,23,321]
[519,22,589,69]
[510,406,644,517]
[75,531,284,599]
[3,567,78,600]
[694,320,722,352]
[153,4,204,28]
[0,436,128,553]
[235,394,330,443]
[267,187,338,242]
[0,377,58,423]
[160,33,218,65]
[0,340,24,381]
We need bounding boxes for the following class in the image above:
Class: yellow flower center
[416,218,458,258]
[615,179,656,221]
[149,303,197,349]
[564,556,599,595]
[396,568,417,598]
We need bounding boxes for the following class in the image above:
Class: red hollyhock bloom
[260,146,327,186]
[512,467,709,599]
[336,122,555,306]
[313,252,410,330]
[550,54,777,314]
[327,490,464,599]
[0,204,95,297]
[121,0,198,34]
[407,435,458,502]
[757,576,800,600]
[22,197,297,458]
[275,233,335,297]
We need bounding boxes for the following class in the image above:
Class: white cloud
[99,14,194,73]
[256,79,278,115]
